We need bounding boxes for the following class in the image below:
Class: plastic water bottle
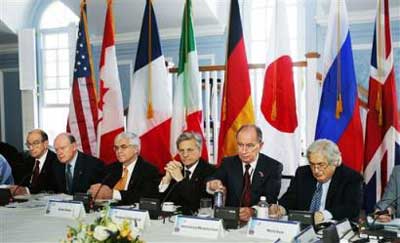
[256,196,269,219]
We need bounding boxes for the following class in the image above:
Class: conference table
[0,194,269,243]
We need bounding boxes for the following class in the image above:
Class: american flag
[67,0,98,156]
[363,0,400,213]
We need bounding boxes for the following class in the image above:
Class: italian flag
[171,0,208,160]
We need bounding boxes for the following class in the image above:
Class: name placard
[247,217,300,242]
[44,200,86,219]
[173,215,225,239]
[109,207,150,231]
[293,225,319,243]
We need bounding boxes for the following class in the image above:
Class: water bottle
[256,196,269,219]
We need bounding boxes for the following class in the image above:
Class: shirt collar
[241,154,259,172]
[184,160,199,175]
[123,157,138,175]
[37,149,48,164]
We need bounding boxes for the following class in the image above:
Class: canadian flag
[257,0,300,176]
[97,0,124,164]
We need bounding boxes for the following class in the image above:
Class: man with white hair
[269,139,363,224]
[89,132,160,205]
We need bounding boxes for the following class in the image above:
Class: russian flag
[315,0,363,172]
[127,0,172,171]
[363,0,400,213]
[217,0,255,164]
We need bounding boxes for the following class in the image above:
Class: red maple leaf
[98,80,110,111]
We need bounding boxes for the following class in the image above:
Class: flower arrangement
[62,206,144,243]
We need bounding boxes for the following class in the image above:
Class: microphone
[90,172,114,210]
[160,181,179,210]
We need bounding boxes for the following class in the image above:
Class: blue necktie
[309,183,322,212]
[65,164,73,194]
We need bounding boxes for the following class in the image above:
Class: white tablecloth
[0,206,269,243]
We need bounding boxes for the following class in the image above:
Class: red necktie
[31,160,40,187]
[241,164,252,207]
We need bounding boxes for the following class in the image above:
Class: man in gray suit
[375,166,400,222]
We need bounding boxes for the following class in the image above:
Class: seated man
[53,133,105,194]
[159,131,215,215]
[375,166,400,222]
[207,124,283,222]
[89,132,160,205]
[10,129,58,195]
[269,139,363,224]
[0,154,14,184]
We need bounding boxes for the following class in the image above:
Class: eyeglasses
[309,162,329,170]
[25,140,43,148]
[237,143,259,150]
[113,144,135,151]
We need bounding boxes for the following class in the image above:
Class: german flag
[217,0,254,165]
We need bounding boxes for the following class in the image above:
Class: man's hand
[207,179,225,192]
[239,207,254,222]
[165,160,184,182]
[9,185,28,196]
[375,208,392,223]
[268,204,286,219]
[314,211,325,225]
[88,184,112,200]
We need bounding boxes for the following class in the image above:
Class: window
[38,2,79,143]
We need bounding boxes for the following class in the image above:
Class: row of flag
[66,0,398,210]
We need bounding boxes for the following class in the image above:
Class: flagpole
[147,0,154,119]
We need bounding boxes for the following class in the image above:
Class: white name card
[247,217,300,242]
[44,200,86,219]
[293,225,319,243]
[173,215,225,239]
[109,207,150,231]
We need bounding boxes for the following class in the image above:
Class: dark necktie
[309,183,323,212]
[184,169,191,180]
[241,164,252,207]
[31,160,40,188]
[65,164,73,194]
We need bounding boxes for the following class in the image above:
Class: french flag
[315,0,363,172]
[127,0,172,171]
[363,0,400,213]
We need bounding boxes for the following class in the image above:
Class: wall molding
[90,24,225,46]
[316,7,400,26]
[353,41,400,50]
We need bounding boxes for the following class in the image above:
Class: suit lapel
[252,156,267,195]
[189,160,204,183]
[72,152,84,192]
[232,157,244,201]
[326,166,341,208]
[128,157,142,188]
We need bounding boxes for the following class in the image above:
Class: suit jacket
[161,159,216,214]
[279,164,363,221]
[23,150,58,193]
[104,156,160,205]
[53,151,105,194]
[376,165,400,217]
[210,153,283,207]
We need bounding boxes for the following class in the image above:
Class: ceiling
[0,0,399,46]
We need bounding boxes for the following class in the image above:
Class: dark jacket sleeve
[265,161,283,204]
[279,167,302,211]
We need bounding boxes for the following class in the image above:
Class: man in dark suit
[159,131,215,215]
[269,139,363,224]
[53,133,105,194]
[10,129,58,195]
[89,132,159,205]
[207,124,283,222]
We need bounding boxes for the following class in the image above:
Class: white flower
[93,226,110,241]
[106,222,118,233]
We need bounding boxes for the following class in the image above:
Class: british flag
[363,0,400,213]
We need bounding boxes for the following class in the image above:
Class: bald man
[53,133,105,194]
